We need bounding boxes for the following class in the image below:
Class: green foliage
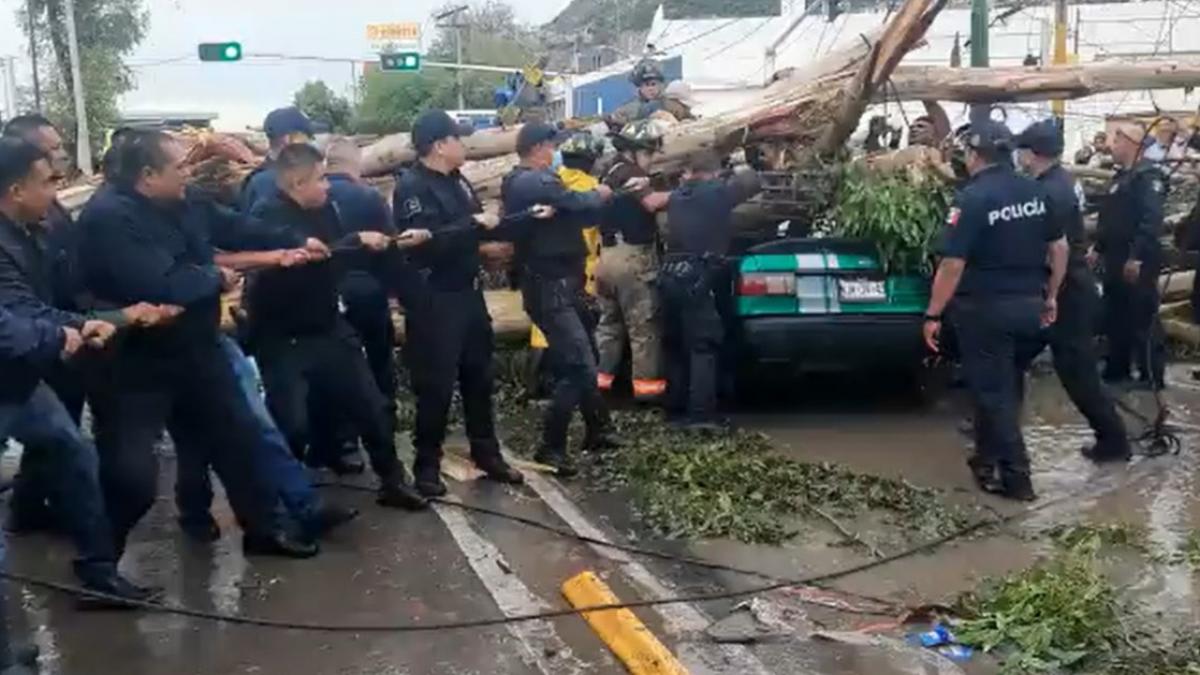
[491,354,972,544]
[1047,522,1151,553]
[827,166,951,276]
[955,539,1120,673]
[18,0,148,155]
[293,81,353,134]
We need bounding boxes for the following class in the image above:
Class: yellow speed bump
[561,571,688,675]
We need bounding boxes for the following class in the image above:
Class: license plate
[838,278,886,302]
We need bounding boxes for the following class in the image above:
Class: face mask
[551,150,563,170]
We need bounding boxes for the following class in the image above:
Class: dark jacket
[0,212,87,331]
[665,170,761,257]
[0,305,64,403]
[500,165,606,280]
[393,163,486,292]
[600,159,657,246]
[239,163,279,214]
[79,186,225,356]
[1036,163,1094,297]
[1096,160,1166,280]
[247,194,361,339]
[328,173,395,301]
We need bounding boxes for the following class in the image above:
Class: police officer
[79,130,317,558]
[924,121,1069,501]
[501,124,618,475]
[661,150,761,430]
[393,109,524,497]
[248,143,427,511]
[1094,123,1168,390]
[595,120,672,401]
[239,106,315,213]
[1015,120,1131,462]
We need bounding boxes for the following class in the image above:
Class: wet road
[4,360,1200,674]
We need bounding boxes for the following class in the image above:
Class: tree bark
[360,126,525,177]
[885,60,1200,103]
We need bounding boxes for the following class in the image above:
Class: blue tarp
[571,56,683,117]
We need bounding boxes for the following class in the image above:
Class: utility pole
[1052,0,1068,122]
[63,0,91,175]
[1,59,11,120]
[969,0,989,126]
[27,0,41,111]
[435,6,469,111]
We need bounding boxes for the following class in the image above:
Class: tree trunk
[41,0,73,95]
[885,60,1200,103]
[360,126,525,177]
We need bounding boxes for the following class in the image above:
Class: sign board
[367,22,421,45]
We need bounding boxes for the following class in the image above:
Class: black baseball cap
[263,106,314,142]
[516,122,562,156]
[1015,119,1064,157]
[963,120,1013,153]
[412,110,474,156]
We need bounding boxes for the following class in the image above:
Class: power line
[658,16,746,52]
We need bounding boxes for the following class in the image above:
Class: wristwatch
[923,314,942,322]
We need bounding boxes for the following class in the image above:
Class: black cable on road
[3,457,1177,633]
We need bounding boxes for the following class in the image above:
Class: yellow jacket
[530,167,601,349]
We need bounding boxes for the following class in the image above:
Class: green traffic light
[198,42,243,62]
[379,52,421,72]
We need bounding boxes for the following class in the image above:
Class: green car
[733,236,931,377]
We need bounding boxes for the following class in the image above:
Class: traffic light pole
[969,0,989,126]
[63,0,91,175]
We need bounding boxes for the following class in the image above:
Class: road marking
[523,472,776,675]
[562,571,689,675]
[432,502,590,675]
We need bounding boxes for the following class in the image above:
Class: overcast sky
[0,0,570,130]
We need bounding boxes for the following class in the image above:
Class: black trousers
[1102,272,1165,386]
[255,320,402,484]
[522,274,608,452]
[90,341,278,554]
[661,259,724,423]
[1048,274,1128,450]
[953,296,1044,473]
[405,288,501,473]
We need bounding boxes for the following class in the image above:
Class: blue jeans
[0,383,117,584]
[175,337,320,527]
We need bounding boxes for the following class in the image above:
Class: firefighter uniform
[661,160,761,427]
[1096,158,1167,389]
[595,122,669,400]
[1015,121,1130,461]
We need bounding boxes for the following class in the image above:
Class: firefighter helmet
[612,118,667,153]
[558,131,604,159]
[629,59,665,85]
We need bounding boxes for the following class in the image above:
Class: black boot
[1082,438,1132,463]
[378,475,430,510]
[177,514,221,543]
[413,463,447,498]
[77,572,164,611]
[475,456,524,485]
[534,448,577,478]
[967,455,999,492]
[242,531,320,559]
[991,468,1037,502]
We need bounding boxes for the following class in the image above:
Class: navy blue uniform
[661,171,760,424]
[1095,160,1166,387]
[393,163,507,480]
[78,187,279,553]
[501,165,610,457]
[940,164,1061,478]
[239,163,279,213]
[1035,164,1129,454]
[247,194,405,489]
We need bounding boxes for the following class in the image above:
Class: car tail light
[738,273,795,296]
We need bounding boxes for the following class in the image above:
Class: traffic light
[198,42,243,62]
[380,52,421,72]
[826,0,842,20]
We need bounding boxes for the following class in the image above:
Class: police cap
[516,122,561,156]
[412,110,475,157]
[1015,119,1064,157]
[964,119,1013,154]
[263,107,314,142]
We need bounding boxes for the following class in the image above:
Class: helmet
[629,59,665,85]
[558,131,604,159]
[613,119,667,153]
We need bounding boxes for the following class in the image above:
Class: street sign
[197,42,243,62]
[367,22,421,44]
[380,52,421,72]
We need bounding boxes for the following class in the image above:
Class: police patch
[403,197,422,217]
[946,207,961,227]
